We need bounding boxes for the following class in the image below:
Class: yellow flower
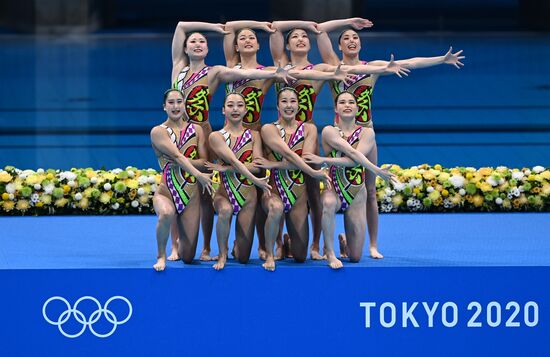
[392,195,403,206]
[540,171,550,180]
[480,183,492,192]
[428,190,441,201]
[46,173,55,180]
[63,185,71,193]
[435,184,443,192]
[442,189,449,197]
[472,195,484,207]
[155,175,161,184]
[466,173,473,179]
[450,194,462,205]
[503,199,512,209]
[55,198,69,207]
[433,197,443,206]
[434,164,442,171]
[35,202,44,208]
[438,172,450,182]
[16,199,30,211]
[423,172,435,180]
[479,167,492,176]
[79,198,90,210]
[99,192,112,204]
[413,188,421,195]
[25,175,40,185]
[40,195,52,205]
[86,170,98,179]
[126,179,139,189]
[139,195,150,205]
[1,193,9,200]
[527,175,536,181]
[0,172,13,183]
[3,201,15,211]
[542,184,550,196]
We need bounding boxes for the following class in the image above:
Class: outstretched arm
[151,126,214,194]
[209,132,271,192]
[209,65,294,92]
[224,21,274,68]
[316,18,373,65]
[369,47,465,70]
[171,21,226,82]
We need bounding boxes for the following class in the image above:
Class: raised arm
[151,126,213,193]
[171,22,226,82]
[369,47,465,70]
[224,21,273,68]
[269,21,319,67]
[209,132,271,192]
[316,18,373,65]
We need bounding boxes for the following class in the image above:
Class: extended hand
[253,175,272,196]
[275,62,296,85]
[349,18,374,30]
[443,46,465,69]
[302,152,324,166]
[198,172,215,195]
[387,54,410,78]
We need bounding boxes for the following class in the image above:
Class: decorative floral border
[0,164,548,215]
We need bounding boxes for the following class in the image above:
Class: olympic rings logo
[42,296,132,338]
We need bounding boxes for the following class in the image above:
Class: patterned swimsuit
[330,61,374,126]
[174,66,211,124]
[329,126,366,211]
[219,128,255,215]
[158,124,199,214]
[269,122,306,213]
[226,65,266,129]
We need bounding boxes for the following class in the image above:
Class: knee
[322,196,338,215]
[348,251,362,263]
[157,208,175,225]
[217,204,233,221]
[238,254,250,264]
[181,252,194,264]
[267,200,284,220]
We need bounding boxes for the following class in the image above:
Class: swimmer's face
[223,94,247,124]
[338,30,361,56]
[185,33,209,60]
[335,92,358,120]
[236,29,259,55]
[277,90,299,121]
[164,91,184,121]
[286,29,310,53]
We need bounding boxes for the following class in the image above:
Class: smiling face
[277,89,299,122]
[338,29,361,57]
[286,28,310,54]
[235,28,259,56]
[163,90,184,121]
[223,93,247,124]
[185,32,208,60]
[335,92,358,121]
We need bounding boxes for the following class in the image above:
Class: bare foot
[167,250,180,261]
[275,243,284,261]
[370,246,384,259]
[283,233,293,258]
[200,249,214,261]
[310,244,326,260]
[153,257,166,271]
[262,256,276,271]
[231,244,239,260]
[338,234,348,258]
[326,253,343,269]
[258,248,267,261]
[213,254,227,270]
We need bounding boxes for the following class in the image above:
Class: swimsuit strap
[160,124,177,145]
[219,129,232,146]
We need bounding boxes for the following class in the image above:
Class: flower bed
[0,165,548,215]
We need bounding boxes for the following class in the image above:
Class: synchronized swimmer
[151,18,465,271]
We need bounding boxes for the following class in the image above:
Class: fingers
[455,49,464,56]
[389,54,395,62]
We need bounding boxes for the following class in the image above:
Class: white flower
[138,176,148,185]
[443,199,454,209]
[74,193,83,201]
[19,170,34,179]
[111,202,120,210]
[459,189,466,196]
[44,184,54,194]
[533,166,545,174]
[127,170,135,178]
[6,183,16,194]
[524,169,531,175]
[498,178,505,185]
[385,197,392,203]
[59,171,77,181]
[34,184,41,190]
[112,168,122,174]
[90,177,98,184]
[512,171,524,180]
[104,183,112,191]
[393,181,405,192]
[449,175,465,188]
[137,188,145,196]
[510,188,520,197]
[67,180,76,187]
[31,193,39,203]
[496,166,507,171]
[131,200,139,208]
[8,193,14,200]
[495,197,503,205]
[37,168,44,174]
[409,178,422,187]
[384,188,392,195]
[147,176,156,184]
[427,186,434,193]
[151,184,158,192]
[486,176,499,187]
[419,169,425,173]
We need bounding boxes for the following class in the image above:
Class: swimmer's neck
[277,117,298,131]
[189,59,207,72]
[164,118,186,130]
[341,54,361,66]
[223,121,244,136]
[289,52,311,67]
[239,54,260,69]
[336,118,356,134]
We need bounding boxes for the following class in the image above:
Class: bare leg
[286,195,309,263]
[177,191,201,264]
[167,219,180,261]
[306,174,324,260]
[256,189,268,260]
[234,191,258,264]
[274,218,285,260]
[321,190,343,269]
[199,190,216,261]
[261,193,284,271]
[344,189,368,263]
[364,135,383,259]
[338,233,348,258]
[152,187,176,271]
[212,194,232,270]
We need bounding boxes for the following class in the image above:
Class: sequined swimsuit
[269,122,306,213]
[329,126,366,211]
[219,128,255,214]
[174,66,212,124]
[157,124,199,214]
[330,61,374,126]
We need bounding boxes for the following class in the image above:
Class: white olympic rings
[42,296,132,338]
